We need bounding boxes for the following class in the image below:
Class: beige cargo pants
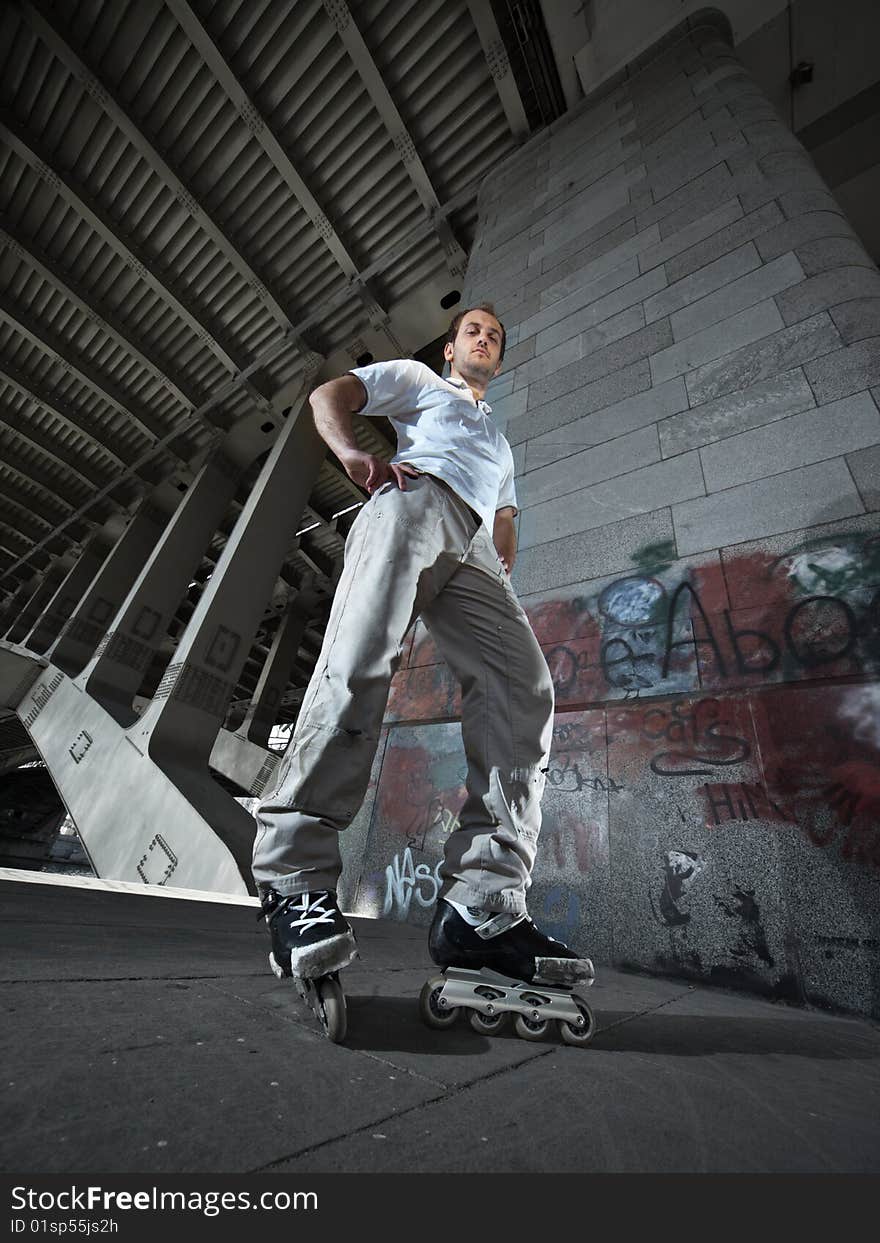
[252,471,555,916]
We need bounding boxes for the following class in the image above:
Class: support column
[24,516,127,655]
[6,552,79,645]
[128,398,326,879]
[82,412,279,724]
[238,579,325,748]
[0,573,41,639]
[48,481,186,677]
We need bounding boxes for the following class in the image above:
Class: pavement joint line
[246,1046,557,1174]
[201,978,452,1089]
[590,986,697,1038]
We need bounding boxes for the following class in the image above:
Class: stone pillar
[353,11,880,1018]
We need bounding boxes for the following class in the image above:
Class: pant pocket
[275,721,378,823]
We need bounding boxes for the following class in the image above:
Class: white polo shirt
[349,358,518,534]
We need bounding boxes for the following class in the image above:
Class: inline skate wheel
[419,978,459,1029]
[469,1009,507,1034]
[315,975,347,1044]
[514,1013,549,1041]
[559,1001,596,1047]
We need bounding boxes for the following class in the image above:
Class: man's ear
[493,362,502,377]
[443,341,454,363]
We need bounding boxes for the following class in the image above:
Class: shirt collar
[444,375,493,415]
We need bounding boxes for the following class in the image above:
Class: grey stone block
[510,360,652,444]
[846,442,880,511]
[651,299,784,385]
[511,333,584,388]
[660,370,815,457]
[541,179,635,253]
[536,226,660,312]
[547,120,638,194]
[487,387,529,428]
[638,198,743,273]
[719,510,880,607]
[776,268,880,326]
[700,392,880,491]
[534,202,640,272]
[794,237,875,277]
[533,219,637,293]
[525,257,642,340]
[526,377,688,470]
[519,425,660,507]
[671,251,805,341]
[646,133,748,203]
[753,211,856,264]
[664,201,784,283]
[636,161,733,232]
[803,338,880,404]
[779,189,845,220]
[485,373,515,403]
[511,440,526,478]
[500,336,535,371]
[673,459,865,555]
[518,452,704,549]
[829,299,880,345]
[692,63,750,95]
[510,509,676,597]
[530,320,673,408]
[644,242,761,324]
[686,313,843,405]
[634,107,710,166]
[536,267,667,354]
[543,139,638,215]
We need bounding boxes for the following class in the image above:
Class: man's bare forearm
[310,375,366,460]
[309,373,419,494]
[493,511,517,574]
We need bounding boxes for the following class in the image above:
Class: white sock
[445,898,487,926]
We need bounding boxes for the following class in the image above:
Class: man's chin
[458,360,494,385]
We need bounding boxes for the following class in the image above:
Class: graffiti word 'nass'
[383,846,442,918]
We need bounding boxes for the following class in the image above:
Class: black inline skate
[420,899,596,1046]
[260,888,358,1043]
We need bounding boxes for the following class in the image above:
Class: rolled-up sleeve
[348,359,425,419]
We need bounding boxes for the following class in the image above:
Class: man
[253,304,593,992]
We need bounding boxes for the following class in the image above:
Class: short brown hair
[446,302,506,362]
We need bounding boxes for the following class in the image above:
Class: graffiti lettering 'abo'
[383,846,442,918]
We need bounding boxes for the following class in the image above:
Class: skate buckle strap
[475,911,527,940]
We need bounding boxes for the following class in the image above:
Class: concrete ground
[2,872,879,1175]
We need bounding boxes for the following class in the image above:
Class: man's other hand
[341,451,420,494]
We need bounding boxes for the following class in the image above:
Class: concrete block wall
[343,12,880,1018]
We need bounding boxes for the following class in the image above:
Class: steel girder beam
[322,0,468,278]
[0,214,201,414]
[0,292,177,454]
[0,110,246,376]
[15,0,301,327]
[0,331,308,587]
[465,0,530,141]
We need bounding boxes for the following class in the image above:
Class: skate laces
[285,891,338,937]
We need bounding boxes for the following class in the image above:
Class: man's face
[444,310,504,385]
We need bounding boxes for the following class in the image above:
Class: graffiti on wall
[389,534,878,725]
